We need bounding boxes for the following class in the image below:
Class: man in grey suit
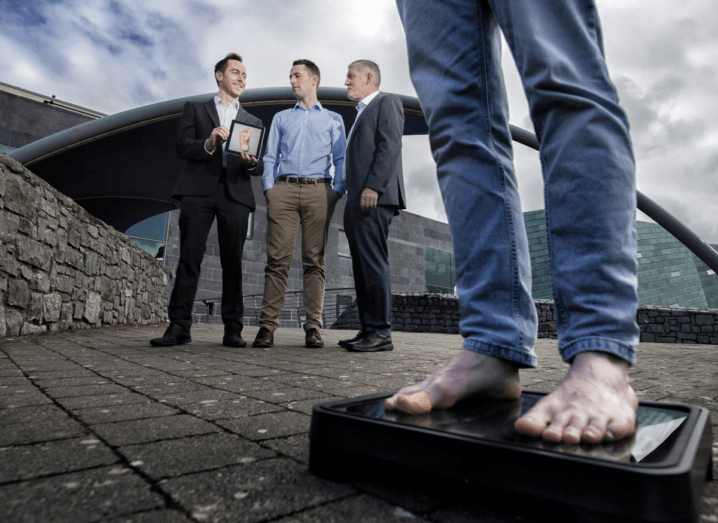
[339,60,406,352]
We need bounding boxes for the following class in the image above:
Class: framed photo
[226,120,266,159]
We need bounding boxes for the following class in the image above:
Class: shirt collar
[214,95,240,109]
[293,101,323,112]
[357,91,380,112]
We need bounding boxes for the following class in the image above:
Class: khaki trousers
[260,180,339,331]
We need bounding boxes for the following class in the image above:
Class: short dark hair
[348,59,381,88]
[292,59,321,88]
[215,53,243,86]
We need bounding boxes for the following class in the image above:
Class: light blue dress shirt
[262,102,346,194]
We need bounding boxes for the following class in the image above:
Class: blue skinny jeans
[396,0,639,367]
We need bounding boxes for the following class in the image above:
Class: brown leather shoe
[252,327,274,348]
[305,328,324,348]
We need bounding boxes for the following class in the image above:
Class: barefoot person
[388,0,640,444]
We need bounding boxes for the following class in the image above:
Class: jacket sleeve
[363,95,404,195]
[175,102,214,161]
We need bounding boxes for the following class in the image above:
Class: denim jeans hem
[462,339,537,368]
[559,337,636,366]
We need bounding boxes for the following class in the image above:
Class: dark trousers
[343,205,397,336]
[168,177,251,332]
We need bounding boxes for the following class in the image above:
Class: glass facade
[0,144,17,154]
[125,212,170,263]
[425,247,456,294]
[523,209,718,308]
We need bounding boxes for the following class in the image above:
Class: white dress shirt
[205,95,240,168]
[342,90,381,183]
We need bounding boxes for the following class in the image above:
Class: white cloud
[2,0,717,242]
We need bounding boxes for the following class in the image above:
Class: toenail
[605,429,616,441]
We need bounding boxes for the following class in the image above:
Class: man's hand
[360,187,379,212]
[238,153,258,166]
[207,125,230,150]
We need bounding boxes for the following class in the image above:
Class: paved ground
[1,323,716,523]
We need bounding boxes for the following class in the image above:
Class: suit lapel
[205,98,220,128]
[347,92,382,148]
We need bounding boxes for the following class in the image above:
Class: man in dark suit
[151,53,263,348]
[339,60,406,352]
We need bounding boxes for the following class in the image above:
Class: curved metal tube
[509,126,718,274]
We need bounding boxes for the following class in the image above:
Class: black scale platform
[309,391,713,523]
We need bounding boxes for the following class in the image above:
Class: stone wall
[0,154,171,338]
[332,293,718,345]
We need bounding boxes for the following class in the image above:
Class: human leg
[343,206,369,333]
[166,193,216,333]
[298,183,338,332]
[215,180,251,338]
[391,0,638,442]
[389,0,535,409]
[344,205,395,336]
[258,182,300,332]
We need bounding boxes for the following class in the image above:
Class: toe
[514,410,550,438]
[605,413,637,442]
[384,395,398,410]
[541,412,575,443]
[581,417,609,444]
[560,416,589,445]
[395,392,432,415]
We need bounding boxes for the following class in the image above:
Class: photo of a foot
[239,128,252,152]
[227,120,265,158]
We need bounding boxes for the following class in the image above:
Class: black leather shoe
[338,330,366,348]
[150,324,191,347]
[253,327,274,348]
[223,325,247,348]
[305,328,324,348]
[344,331,393,352]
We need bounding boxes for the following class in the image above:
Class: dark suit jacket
[344,92,406,211]
[172,98,264,210]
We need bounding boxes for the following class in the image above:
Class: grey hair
[348,59,381,87]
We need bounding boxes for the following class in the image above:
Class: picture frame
[226,120,266,159]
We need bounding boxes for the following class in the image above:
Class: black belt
[278,176,331,184]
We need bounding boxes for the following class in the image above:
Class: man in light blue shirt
[253,59,346,349]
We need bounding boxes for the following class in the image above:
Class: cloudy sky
[3,0,717,242]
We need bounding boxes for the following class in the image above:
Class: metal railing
[192,287,357,329]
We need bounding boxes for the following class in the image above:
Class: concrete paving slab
[217,411,311,441]
[73,402,180,424]
[0,437,119,483]
[159,458,356,523]
[91,415,220,446]
[0,418,87,446]
[0,466,163,523]
[119,432,276,480]
[1,323,715,522]
[182,397,283,420]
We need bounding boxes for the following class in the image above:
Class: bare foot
[384,350,521,415]
[514,351,638,444]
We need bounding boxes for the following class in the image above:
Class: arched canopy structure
[8,87,429,232]
[9,87,718,273]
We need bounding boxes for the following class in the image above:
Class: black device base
[309,390,713,523]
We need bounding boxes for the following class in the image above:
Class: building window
[338,229,351,258]
[425,247,455,294]
[125,212,170,263]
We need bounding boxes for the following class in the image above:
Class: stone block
[16,236,52,271]
[84,292,101,324]
[5,310,22,336]
[646,324,666,334]
[27,292,43,322]
[0,210,20,242]
[8,279,30,309]
[3,171,39,219]
[21,322,45,336]
[29,271,51,293]
[60,303,73,330]
[56,274,74,294]
[73,301,84,320]
[694,314,715,326]
[43,293,62,322]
